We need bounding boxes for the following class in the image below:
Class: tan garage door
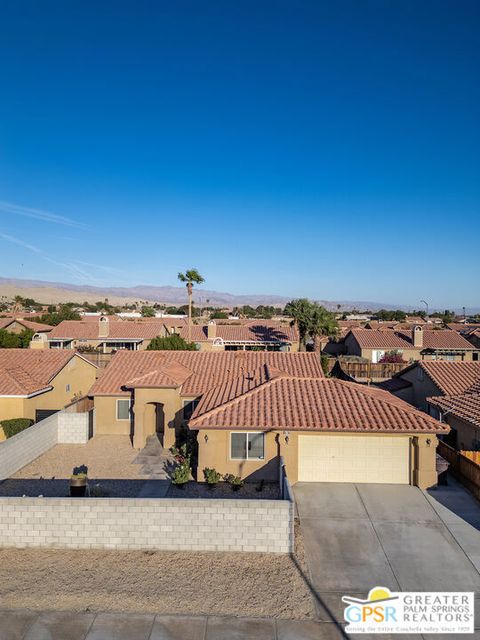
[298,435,410,484]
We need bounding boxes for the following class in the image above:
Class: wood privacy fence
[331,359,407,380]
[437,441,480,501]
[64,395,94,413]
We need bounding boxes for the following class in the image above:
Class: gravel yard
[0,436,158,498]
[0,523,314,619]
[167,481,280,500]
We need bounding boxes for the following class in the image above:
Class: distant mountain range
[0,277,475,313]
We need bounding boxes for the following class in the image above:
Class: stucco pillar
[413,435,438,489]
[132,403,146,449]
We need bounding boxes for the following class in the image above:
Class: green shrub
[223,473,244,488]
[203,467,222,484]
[171,464,191,485]
[1,418,34,439]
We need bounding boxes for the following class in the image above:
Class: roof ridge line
[190,369,284,424]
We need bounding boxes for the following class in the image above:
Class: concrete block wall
[0,497,293,553]
[0,411,90,480]
[57,412,89,444]
[0,415,58,481]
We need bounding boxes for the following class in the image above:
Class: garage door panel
[298,435,409,484]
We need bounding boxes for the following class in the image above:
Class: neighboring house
[38,316,186,352]
[447,323,480,334]
[428,384,480,451]
[376,361,480,411]
[179,320,299,352]
[0,317,52,335]
[89,350,446,488]
[344,327,477,363]
[0,349,97,423]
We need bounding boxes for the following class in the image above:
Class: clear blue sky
[0,1,479,309]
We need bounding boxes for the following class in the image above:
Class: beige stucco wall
[446,415,480,451]
[0,355,97,423]
[93,395,132,437]
[93,388,196,449]
[196,429,438,489]
[395,367,442,411]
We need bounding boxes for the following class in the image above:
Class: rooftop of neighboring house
[179,320,298,344]
[0,349,92,396]
[346,328,475,351]
[47,318,177,341]
[89,350,322,397]
[428,382,480,429]
[405,316,428,324]
[0,317,53,332]
[396,361,480,396]
[447,323,480,334]
[189,366,448,435]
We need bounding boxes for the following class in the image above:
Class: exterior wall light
[204,434,208,444]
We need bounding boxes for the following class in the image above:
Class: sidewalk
[0,610,342,640]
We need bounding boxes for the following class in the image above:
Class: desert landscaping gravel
[0,524,314,619]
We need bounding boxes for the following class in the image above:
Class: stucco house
[89,350,446,488]
[344,326,477,363]
[0,349,97,424]
[37,316,186,352]
[377,361,480,451]
[427,383,480,451]
[0,317,53,335]
[179,320,299,352]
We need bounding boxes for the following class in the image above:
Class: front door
[155,404,165,447]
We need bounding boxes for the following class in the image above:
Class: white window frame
[116,398,131,421]
[230,431,265,461]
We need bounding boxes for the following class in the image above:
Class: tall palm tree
[178,268,205,341]
[284,298,313,351]
[309,304,339,352]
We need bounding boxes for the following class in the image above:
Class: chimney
[412,325,423,348]
[98,315,110,338]
[207,320,217,340]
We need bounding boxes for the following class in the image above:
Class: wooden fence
[64,396,95,414]
[437,441,480,501]
[329,359,407,380]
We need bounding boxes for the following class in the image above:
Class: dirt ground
[0,523,314,620]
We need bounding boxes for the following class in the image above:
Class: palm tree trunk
[187,282,192,341]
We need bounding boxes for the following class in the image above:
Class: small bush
[171,464,191,485]
[203,467,222,484]
[223,473,244,488]
[0,418,34,439]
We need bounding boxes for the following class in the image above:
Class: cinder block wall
[0,497,294,553]
[0,415,58,481]
[0,412,90,480]
[57,413,89,444]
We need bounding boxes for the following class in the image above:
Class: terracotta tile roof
[90,351,323,397]
[413,361,480,396]
[125,362,193,388]
[48,320,168,340]
[447,323,480,334]
[348,328,475,351]
[180,322,298,343]
[428,383,480,429]
[405,316,427,324]
[189,374,447,434]
[0,349,81,396]
[375,378,413,393]
[0,318,52,332]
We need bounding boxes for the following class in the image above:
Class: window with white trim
[117,399,131,420]
[230,432,265,460]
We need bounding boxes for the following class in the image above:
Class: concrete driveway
[294,477,480,635]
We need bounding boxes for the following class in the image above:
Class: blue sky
[0,1,479,309]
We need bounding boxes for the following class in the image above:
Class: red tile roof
[0,318,52,332]
[90,351,323,397]
[348,328,475,351]
[48,320,168,340]
[179,322,298,344]
[413,361,480,396]
[428,383,480,429]
[189,372,447,434]
[0,349,88,396]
